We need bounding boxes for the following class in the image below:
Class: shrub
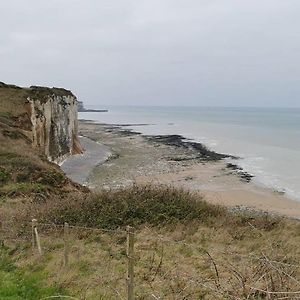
[37,170,65,186]
[24,185,226,229]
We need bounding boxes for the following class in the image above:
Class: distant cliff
[0,82,83,163]
[77,101,108,112]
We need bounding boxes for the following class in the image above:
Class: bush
[12,185,281,236]
[27,185,226,229]
[37,170,65,186]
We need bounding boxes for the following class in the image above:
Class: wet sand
[61,136,111,185]
[76,121,300,219]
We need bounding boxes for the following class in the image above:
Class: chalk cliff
[0,82,83,163]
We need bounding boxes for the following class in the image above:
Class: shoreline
[76,120,300,219]
[61,136,111,185]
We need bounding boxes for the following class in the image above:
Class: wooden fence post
[63,222,70,267]
[32,219,36,250]
[0,220,4,247]
[127,226,135,300]
[32,219,42,255]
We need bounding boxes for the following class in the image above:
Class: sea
[79,106,300,201]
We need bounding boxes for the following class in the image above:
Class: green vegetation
[39,170,66,186]
[0,169,10,185]
[0,148,68,197]
[36,185,226,228]
[0,112,12,118]
[0,123,76,199]
[0,182,48,197]
[2,129,27,140]
[0,249,64,300]
[19,185,280,233]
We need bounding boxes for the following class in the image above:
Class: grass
[0,83,74,118]
[1,184,300,299]
[0,248,64,300]
[0,169,10,184]
[0,86,29,118]
[0,122,82,200]
[0,182,48,197]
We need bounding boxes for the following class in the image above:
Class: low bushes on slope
[19,185,281,232]
[45,185,225,228]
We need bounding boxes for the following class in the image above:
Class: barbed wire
[136,234,300,270]
[30,222,127,234]
[2,220,299,270]
[1,219,299,300]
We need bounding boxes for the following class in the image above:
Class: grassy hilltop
[1,83,300,299]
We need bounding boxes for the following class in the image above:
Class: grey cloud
[1,0,300,107]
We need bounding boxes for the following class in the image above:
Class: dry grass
[0,83,74,118]
[0,85,29,117]
[2,214,300,299]
[2,185,300,299]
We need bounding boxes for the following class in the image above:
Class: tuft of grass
[2,129,27,140]
[0,182,48,197]
[0,169,10,185]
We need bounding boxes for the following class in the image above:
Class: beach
[62,120,300,219]
[61,136,111,185]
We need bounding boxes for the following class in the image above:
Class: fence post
[32,219,42,255]
[32,219,36,250]
[63,222,70,267]
[127,226,135,300]
[0,220,4,247]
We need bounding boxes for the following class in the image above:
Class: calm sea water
[79,106,300,201]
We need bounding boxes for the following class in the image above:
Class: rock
[226,163,243,170]
[146,134,234,161]
[238,172,254,183]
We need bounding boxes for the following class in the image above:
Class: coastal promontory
[0,82,83,163]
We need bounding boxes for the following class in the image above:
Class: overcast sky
[1,0,300,107]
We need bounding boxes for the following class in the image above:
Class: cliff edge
[0,82,83,163]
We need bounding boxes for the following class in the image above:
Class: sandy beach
[66,121,300,219]
[61,136,111,185]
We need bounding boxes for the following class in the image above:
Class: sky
[1,0,300,107]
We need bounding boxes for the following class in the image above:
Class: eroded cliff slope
[0,82,86,200]
[0,82,83,163]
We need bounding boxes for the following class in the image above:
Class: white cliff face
[26,92,83,163]
[0,83,83,163]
